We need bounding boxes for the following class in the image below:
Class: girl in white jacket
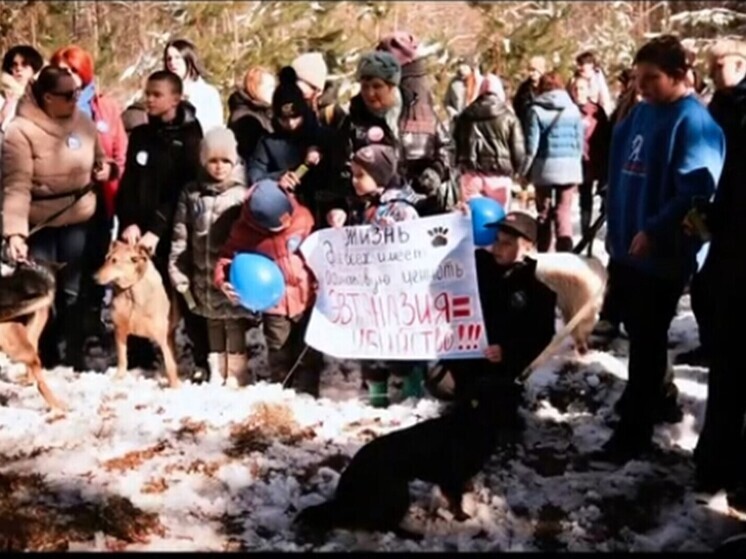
[164,39,224,133]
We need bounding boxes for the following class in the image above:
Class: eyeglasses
[48,89,80,101]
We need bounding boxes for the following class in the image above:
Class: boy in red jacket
[214,179,324,397]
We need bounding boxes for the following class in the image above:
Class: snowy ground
[0,202,744,551]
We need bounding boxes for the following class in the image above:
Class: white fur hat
[200,127,238,167]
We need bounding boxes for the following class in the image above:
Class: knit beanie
[272,66,307,119]
[352,144,398,187]
[357,52,402,86]
[248,179,294,231]
[200,127,239,166]
[291,52,328,92]
[376,31,420,67]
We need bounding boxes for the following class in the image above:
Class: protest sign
[300,213,488,360]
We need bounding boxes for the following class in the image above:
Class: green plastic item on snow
[368,380,389,409]
[402,366,425,399]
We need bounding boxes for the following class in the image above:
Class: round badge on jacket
[96,120,109,134]
[287,235,302,253]
[136,151,149,166]
[66,134,81,150]
[367,126,385,143]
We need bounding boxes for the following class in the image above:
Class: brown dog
[0,261,65,410]
[94,241,180,388]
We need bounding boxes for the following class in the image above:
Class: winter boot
[402,366,425,400]
[227,353,251,387]
[206,352,227,386]
[368,380,389,408]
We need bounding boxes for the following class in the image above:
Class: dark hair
[2,45,44,75]
[147,69,183,95]
[576,51,597,67]
[538,70,565,93]
[31,66,75,106]
[617,67,635,87]
[164,39,207,81]
[633,35,689,78]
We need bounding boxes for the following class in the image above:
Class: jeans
[28,220,93,365]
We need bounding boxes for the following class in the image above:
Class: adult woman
[520,70,584,252]
[164,39,223,132]
[227,65,275,165]
[2,66,115,368]
[0,45,44,131]
[49,44,129,348]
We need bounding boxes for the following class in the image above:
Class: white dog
[532,252,608,355]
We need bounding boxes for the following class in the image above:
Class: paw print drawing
[428,226,449,248]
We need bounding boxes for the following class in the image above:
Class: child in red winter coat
[214,178,324,397]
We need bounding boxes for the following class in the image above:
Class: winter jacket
[0,72,24,132]
[169,164,254,320]
[115,102,203,260]
[183,76,224,133]
[1,91,108,237]
[522,89,584,187]
[475,251,556,377]
[706,75,746,271]
[90,92,128,219]
[444,77,468,121]
[341,94,456,216]
[454,92,526,177]
[247,113,336,223]
[215,189,315,318]
[607,95,725,281]
[121,99,148,135]
[227,89,273,165]
[512,77,538,130]
[348,178,421,226]
[578,101,611,185]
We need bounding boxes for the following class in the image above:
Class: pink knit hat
[376,31,420,67]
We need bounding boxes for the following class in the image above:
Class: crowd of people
[0,30,745,521]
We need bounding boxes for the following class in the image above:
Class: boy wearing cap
[329,144,424,407]
[169,128,257,387]
[428,211,556,410]
[214,179,324,397]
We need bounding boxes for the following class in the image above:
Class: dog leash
[281,344,311,389]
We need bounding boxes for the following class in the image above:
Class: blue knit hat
[357,51,401,86]
[248,179,294,231]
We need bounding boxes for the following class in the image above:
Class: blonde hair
[708,39,746,63]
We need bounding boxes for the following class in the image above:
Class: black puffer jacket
[707,75,746,269]
[116,102,203,261]
[454,92,526,176]
[513,77,538,130]
[227,89,273,166]
[340,94,456,216]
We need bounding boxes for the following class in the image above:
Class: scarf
[77,82,96,119]
[399,59,438,135]
[368,86,403,141]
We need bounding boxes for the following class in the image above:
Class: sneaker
[674,346,710,367]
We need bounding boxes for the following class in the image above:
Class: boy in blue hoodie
[599,36,725,463]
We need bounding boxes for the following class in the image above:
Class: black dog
[294,377,523,540]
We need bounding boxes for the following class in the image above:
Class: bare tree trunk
[92,0,101,58]
[232,2,240,85]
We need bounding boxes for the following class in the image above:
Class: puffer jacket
[454,92,526,176]
[348,178,421,226]
[521,89,584,187]
[2,91,108,237]
[169,164,254,320]
[115,101,203,263]
[227,89,273,165]
[91,92,128,219]
[341,94,456,216]
[215,189,315,318]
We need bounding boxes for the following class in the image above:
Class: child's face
[206,157,234,182]
[351,161,378,197]
[278,115,303,131]
[635,62,684,104]
[145,79,180,118]
[491,231,532,266]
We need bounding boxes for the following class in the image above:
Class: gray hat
[357,51,401,86]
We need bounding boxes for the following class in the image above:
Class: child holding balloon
[169,127,257,386]
[214,178,324,397]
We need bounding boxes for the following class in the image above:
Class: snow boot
[227,352,251,387]
[368,380,389,408]
[207,352,227,386]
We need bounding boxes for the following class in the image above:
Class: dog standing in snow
[532,252,608,355]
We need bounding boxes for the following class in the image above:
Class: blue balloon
[229,252,286,312]
[469,197,506,247]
